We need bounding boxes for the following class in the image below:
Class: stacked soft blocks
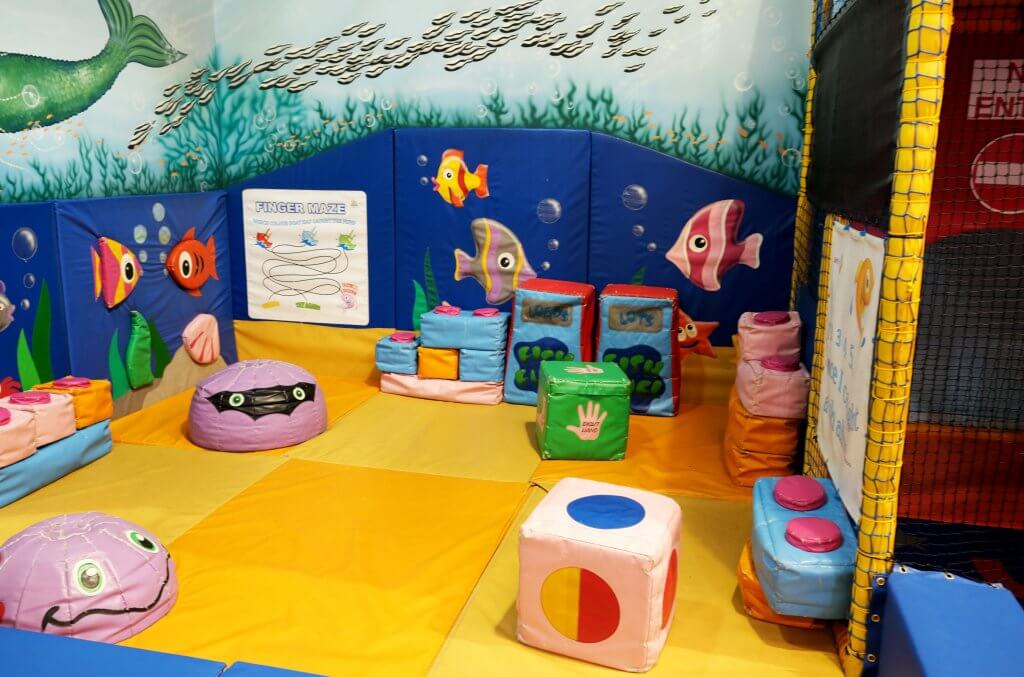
[376,306,510,405]
[723,311,810,485]
[518,478,681,672]
[0,377,113,508]
[597,285,680,416]
[504,279,596,405]
[536,362,631,461]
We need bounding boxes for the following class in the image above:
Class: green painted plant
[107,329,130,399]
[30,279,53,383]
[16,330,40,390]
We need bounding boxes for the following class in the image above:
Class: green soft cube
[536,361,631,461]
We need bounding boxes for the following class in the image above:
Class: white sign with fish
[243,188,369,326]
[817,218,885,523]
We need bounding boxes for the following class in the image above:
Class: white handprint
[565,365,605,375]
[566,401,608,441]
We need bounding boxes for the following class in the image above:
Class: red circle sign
[971,133,1024,214]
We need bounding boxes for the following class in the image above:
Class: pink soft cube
[735,356,810,420]
[0,391,76,446]
[737,310,802,362]
[517,478,681,672]
[0,406,37,468]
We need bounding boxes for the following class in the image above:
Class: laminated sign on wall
[817,219,885,522]
[243,188,369,326]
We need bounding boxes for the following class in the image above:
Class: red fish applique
[167,227,218,297]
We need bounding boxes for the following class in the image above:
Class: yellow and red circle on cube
[540,567,620,643]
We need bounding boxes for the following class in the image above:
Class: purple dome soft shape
[0,512,177,643]
[187,359,327,451]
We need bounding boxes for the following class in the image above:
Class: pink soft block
[735,357,810,420]
[182,314,221,366]
[518,478,681,672]
[737,310,802,361]
[379,373,503,405]
[0,406,38,468]
[0,391,76,446]
[785,517,843,553]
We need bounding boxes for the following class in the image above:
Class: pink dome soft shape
[0,512,178,644]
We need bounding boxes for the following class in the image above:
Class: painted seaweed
[16,330,40,390]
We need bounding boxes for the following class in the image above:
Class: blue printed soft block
[0,421,111,509]
[750,477,856,619]
[459,349,505,382]
[419,309,509,351]
[375,334,420,374]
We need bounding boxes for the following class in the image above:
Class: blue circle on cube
[567,495,646,529]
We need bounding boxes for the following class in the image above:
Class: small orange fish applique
[432,149,489,208]
[166,227,218,297]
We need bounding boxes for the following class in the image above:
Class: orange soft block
[34,377,113,428]
[418,347,460,380]
[723,387,796,487]
[737,541,824,629]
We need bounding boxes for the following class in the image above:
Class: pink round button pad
[473,308,499,317]
[785,517,843,553]
[9,391,51,405]
[0,407,9,426]
[389,331,416,343]
[773,476,827,511]
[753,311,791,326]
[433,305,461,316]
[53,376,91,389]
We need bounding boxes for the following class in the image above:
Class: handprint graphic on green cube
[535,362,631,461]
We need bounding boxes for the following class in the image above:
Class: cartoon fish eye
[688,235,709,253]
[685,323,698,338]
[227,392,246,407]
[497,253,516,271]
[120,254,138,284]
[74,559,106,596]
[292,386,307,401]
[444,169,454,180]
[126,530,159,553]
[177,252,194,278]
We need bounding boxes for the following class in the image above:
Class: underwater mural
[1,0,810,203]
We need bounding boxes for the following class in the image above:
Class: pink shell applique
[182,314,220,366]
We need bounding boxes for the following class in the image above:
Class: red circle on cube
[541,567,620,643]
[774,476,827,511]
[785,517,843,553]
[662,549,678,628]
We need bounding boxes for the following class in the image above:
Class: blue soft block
[598,294,676,416]
[0,628,225,677]
[0,421,111,508]
[750,477,856,619]
[459,349,505,382]
[419,310,509,351]
[375,335,420,374]
[877,567,1024,677]
[222,661,326,676]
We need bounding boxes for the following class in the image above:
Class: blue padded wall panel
[0,201,70,387]
[54,192,237,380]
[226,131,396,328]
[394,128,590,329]
[589,133,796,343]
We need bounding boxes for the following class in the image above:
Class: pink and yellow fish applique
[432,148,489,208]
[91,237,142,309]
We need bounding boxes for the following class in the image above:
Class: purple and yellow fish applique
[454,218,536,304]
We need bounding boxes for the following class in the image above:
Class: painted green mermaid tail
[0,0,185,133]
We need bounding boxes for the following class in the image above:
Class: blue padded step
[419,309,509,352]
[0,627,225,677]
[876,566,1024,677]
[459,348,505,382]
[750,477,856,619]
[375,334,420,374]
[221,662,325,676]
[0,420,111,508]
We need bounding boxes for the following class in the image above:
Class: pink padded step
[735,356,810,420]
[0,406,38,468]
[737,310,802,362]
[1,391,76,446]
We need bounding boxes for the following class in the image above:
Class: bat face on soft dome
[206,382,316,419]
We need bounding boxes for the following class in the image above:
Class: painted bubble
[527,82,538,95]
[744,118,757,130]
[12,227,38,261]
[632,224,645,238]
[133,224,148,244]
[781,148,802,168]
[21,85,41,109]
[416,154,428,167]
[647,241,658,252]
[264,140,275,152]
[263,107,277,122]
[19,299,30,311]
[419,176,430,186]
[152,202,166,222]
[127,151,143,175]
[733,72,754,92]
[547,239,560,251]
[199,181,211,192]
[380,97,394,111]
[779,103,792,116]
[771,37,787,52]
[139,249,149,263]
[22,273,35,289]
[793,76,807,90]
[763,6,782,26]
[159,251,168,264]
[284,139,298,151]
[476,105,489,119]
[195,155,209,172]
[550,89,563,103]
[621,184,648,211]
[254,113,269,130]
[158,226,172,245]
[481,79,497,96]
[786,52,801,65]
[275,120,289,135]
[546,62,560,79]
[358,88,374,102]
[541,261,551,271]
[566,100,575,110]
[537,198,562,224]
[363,114,377,128]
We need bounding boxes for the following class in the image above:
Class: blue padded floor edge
[0,420,111,508]
[221,662,324,676]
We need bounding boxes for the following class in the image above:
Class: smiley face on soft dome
[0,512,177,644]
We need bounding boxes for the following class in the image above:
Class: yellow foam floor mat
[111,376,379,455]
[430,488,838,676]
[0,443,284,545]
[124,460,529,677]
[531,404,751,500]
[290,393,542,483]
[235,320,392,381]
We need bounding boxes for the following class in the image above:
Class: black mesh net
[895,1,1024,600]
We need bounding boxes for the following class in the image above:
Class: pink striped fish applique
[665,199,762,292]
